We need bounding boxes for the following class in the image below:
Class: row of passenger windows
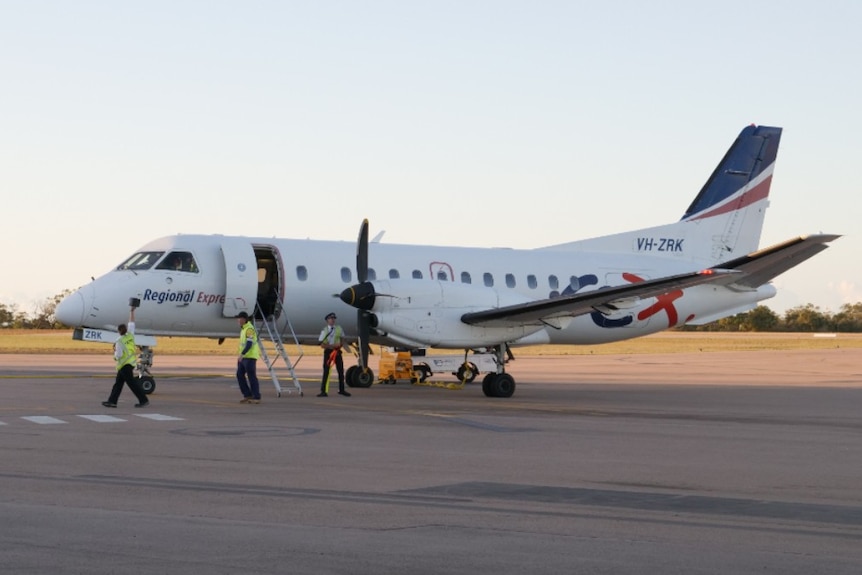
[295,265,568,290]
[120,251,573,292]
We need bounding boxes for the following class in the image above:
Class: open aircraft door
[220,240,258,318]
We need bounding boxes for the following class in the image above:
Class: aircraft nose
[55,290,86,327]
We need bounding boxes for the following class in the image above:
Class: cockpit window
[117,251,164,271]
[155,251,199,273]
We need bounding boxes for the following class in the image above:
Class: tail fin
[541,125,782,265]
[682,125,781,220]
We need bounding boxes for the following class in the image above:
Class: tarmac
[1,349,861,574]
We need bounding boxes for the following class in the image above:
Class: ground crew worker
[236,311,262,403]
[102,305,149,408]
[318,312,350,397]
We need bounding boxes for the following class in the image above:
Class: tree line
[679,302,862,333]
[2,291,862,332]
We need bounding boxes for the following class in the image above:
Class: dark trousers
[109,364,148,404]
[321,349,345,392]
[237,358,260,399]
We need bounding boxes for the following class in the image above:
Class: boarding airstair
[254,303,304,397]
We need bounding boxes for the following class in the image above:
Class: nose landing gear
[135,345,156,395]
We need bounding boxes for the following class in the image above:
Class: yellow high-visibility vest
[238,322,260,359]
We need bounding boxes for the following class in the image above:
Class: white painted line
[21,416,67,425]
[0,421,7,426]
[78,415,127,423]
[134,413,185,421]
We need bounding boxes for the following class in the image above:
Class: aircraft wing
[461,269,739,328]
[713,234,840,289]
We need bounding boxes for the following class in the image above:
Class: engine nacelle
[341,279,546,348]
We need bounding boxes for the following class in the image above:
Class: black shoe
[338,390,351,397]
[317,392,328,397]
[134,402,150,408]
[101,401,117,408]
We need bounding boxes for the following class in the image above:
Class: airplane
[55,124,839,398]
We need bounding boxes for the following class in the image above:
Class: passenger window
[341,267,352,282]
[460,271,472,284]
[368,268,377,281]
[389,269,400,279]
[505,273,516,288]
[549,275,559,290]
[156,251,198,273]
[412,270,423,279]
[296,266,308,281]
[437,270,448,280]
[527,274,537,289]
[483,273,494,287]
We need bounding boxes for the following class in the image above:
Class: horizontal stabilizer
[716,234,840,288]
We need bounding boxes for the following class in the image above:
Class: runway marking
[4,414,185,425]
[77,415,127,423]
[21,416,67,425]
[134,413,185,421]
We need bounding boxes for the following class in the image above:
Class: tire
[481,373,496,397]
[345,365,359,387]
[456,362,479,383]
[350,367,375,388]
[492,373,515,398]
[415,363,431,383]
[482,373,515,398]
[138,375,156,395]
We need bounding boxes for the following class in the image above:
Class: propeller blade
[357,218,369,284]
[355,219,371,369]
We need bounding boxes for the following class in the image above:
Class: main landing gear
[346,365,375,388]
[481,343,516,398]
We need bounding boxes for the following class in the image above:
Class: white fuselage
[56,233,775,349]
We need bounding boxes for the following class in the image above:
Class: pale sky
[2,1,860,316]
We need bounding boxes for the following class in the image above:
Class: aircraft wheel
[456,362,479,383]
[414,363,432,383]
[481,373,497,397]
[345,365,358,387]
[138,375,156,395]
[482,373,515,398]
[492,373,516,398]
[350,367,375,388]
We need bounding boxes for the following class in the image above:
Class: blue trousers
[236,358,260,399]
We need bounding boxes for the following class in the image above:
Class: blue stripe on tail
[681,125,782,220]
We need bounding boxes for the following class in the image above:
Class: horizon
[2,2,859,315]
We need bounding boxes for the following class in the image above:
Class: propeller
[357,218,368,283]
[355,219,371,371]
